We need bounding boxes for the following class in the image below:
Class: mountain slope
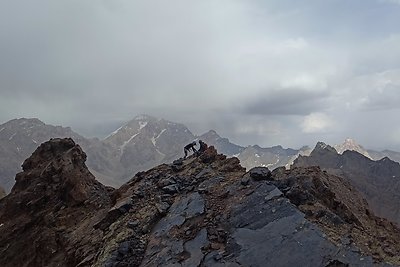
[237,145,309,170]
[0,115,196,191]
[1,138,399,266]
[294,142,400,226]
[103,114,195,181]
[197,130,311,171]
[0,118,89,191]
[368,149,400,163]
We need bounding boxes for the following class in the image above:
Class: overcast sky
[1,0,400,150]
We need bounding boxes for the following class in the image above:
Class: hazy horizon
[1,0,400,151]
[1,114,398,152]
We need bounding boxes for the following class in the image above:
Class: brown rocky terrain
[294,142,400,226]
[0,138,113,267]
[0,138,400,266]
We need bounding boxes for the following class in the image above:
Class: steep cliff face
[0,138,112,267]
[0,138,399,266]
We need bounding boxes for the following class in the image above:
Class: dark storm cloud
[241,89,328,116]
[1,0,400,150]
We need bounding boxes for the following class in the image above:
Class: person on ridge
[198,140,208,154]
[184,141,197,158]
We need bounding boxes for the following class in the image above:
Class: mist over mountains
[1,115,399,193]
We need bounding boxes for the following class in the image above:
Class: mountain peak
[201,129,221,139]
[3,118,45,128]
[133,114,157,122]
[334,138,371,159]
[313,141,338,154]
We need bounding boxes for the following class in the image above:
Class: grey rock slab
[249,167,272,181]
[264,187,283,201]
[141,193,206,266]
[224,183,376,267]
[182,229,209,267]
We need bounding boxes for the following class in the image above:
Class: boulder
[249,167,272,181]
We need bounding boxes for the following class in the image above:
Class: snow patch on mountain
[106,125,124,139]
[151,129,166,146]
[120,133,139,153]
[139,121,147,130]
[9,133,16,140]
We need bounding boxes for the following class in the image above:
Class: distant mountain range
[1,115,400,194]
[294,142,400,225]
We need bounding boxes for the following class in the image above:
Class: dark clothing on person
[198,140,207,153]
[184,141,197,158]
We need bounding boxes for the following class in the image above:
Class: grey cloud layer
[1,0,400,150]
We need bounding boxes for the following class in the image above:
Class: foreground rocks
[0,138,399,266]
[0,138,113,267]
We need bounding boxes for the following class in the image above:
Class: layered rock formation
[294,142,400,226]
[1,138,400,266]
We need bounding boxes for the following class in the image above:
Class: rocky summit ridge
[0,138,400,266]
[294,141,400,226]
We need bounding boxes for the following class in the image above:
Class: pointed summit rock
[312,141,338,155]
[0,138,112,267]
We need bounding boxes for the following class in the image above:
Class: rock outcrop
[0,118,118,192]
[1,138,400,266]
[0,138,112,267]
